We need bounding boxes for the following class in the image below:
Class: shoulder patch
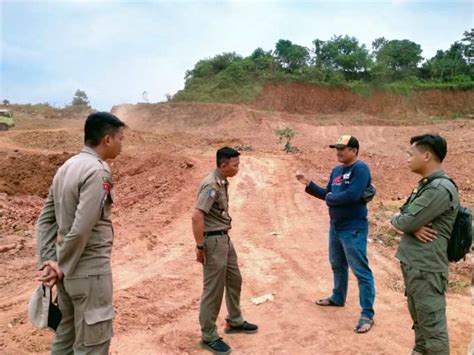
[208,188,217,198]
[102,176,113,191]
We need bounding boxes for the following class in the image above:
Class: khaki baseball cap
[329,135,359,149]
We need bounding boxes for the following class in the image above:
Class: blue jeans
[328,226,375,320]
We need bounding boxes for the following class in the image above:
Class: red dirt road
[0,107,472,354]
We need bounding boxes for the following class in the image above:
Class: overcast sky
[1,0,473,110]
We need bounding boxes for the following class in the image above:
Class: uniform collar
[80,145,112,174]
[214,169,228,186]
[81,146,101,159]
[418,170,445,186]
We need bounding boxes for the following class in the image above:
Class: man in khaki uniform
[192,147,258,355]
[36,112,125,354]
[391,134,459,355]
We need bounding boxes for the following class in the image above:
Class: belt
[204,230,229,237]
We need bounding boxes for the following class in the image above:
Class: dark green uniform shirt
[392,171,459,273]
[195,169,232,232]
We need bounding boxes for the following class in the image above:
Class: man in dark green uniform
[391,134,459,355]
[192,147,258,355]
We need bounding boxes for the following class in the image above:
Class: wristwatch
[196,244,204,250]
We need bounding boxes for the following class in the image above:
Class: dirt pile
[255,82,474,117]
[0,193,43,240]
[111,152,195,211]
[111,102,240,131]
[4,104,92,121]
[110,103,278,151]
[12,130,83,152]
[0,151,72,197]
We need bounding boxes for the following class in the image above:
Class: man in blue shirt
[296,135,375,333]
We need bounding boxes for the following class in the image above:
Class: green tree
[250,47,268,60]
[422,42,470,81]
[185,52,242,82]
[312,39,324,68]
[373,39,423,80]
[371,37,388,54]
[274,39,310,72]
[250,47,277,71]
[209,52,242,72]
[2,99,10,105]
[71,89,90,106]
[461,28,473,58]
[314,35,371,80]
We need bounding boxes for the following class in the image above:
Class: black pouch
[47,288,62,331]
[361,184,377,203]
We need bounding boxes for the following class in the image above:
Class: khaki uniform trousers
[51,274,114,355]
[200,234,244,342]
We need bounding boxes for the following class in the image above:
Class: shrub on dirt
[275,127,299,153]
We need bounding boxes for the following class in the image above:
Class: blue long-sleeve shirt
[305,160,371,230]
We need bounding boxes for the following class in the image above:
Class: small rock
[251,293,274,305]
[14,223,29,232]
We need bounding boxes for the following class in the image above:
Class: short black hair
[216,147,240,167]
[410,134,447,162]
[84,112,126,147]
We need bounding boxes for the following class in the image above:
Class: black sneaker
[200,337,231,354]
[224,321,258,334]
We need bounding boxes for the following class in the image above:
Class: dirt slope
[255,83,474,117]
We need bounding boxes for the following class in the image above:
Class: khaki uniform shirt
[36,146,115,278]
[392,171,459,272]
[195,169,232,232]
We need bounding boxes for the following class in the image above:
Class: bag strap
[349,160,371,188]
[402,174,454,208]
[428,175,458,190]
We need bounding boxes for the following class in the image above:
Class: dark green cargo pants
[401,263,449,355]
